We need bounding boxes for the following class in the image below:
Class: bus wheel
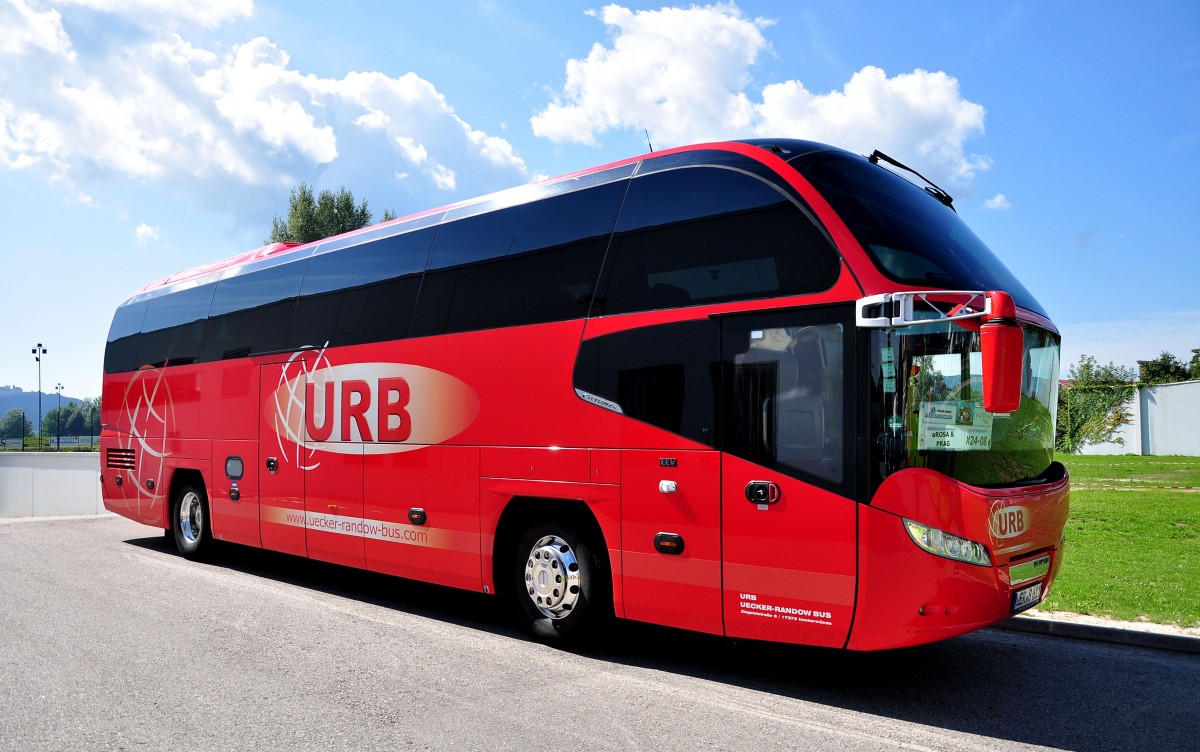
[172,483,211,560]
[513,521,610,644]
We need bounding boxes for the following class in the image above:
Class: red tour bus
[101,139,1067,650]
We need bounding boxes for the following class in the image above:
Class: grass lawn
[1063,455,1200,487]
[1039,455,1200,627]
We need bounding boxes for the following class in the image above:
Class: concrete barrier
[0,452,104,518]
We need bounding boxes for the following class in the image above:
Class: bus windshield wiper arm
[867,150,955,211]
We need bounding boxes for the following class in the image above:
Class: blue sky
[1,0,1198,401]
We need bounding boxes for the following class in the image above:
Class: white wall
[0,452,104,518]
[1078,381,1200,456]
[1141,381,1200,456]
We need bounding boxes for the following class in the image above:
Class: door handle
[266,456,279,473]
[745,480,780,506]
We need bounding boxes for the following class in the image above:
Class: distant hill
[0,386,93,433]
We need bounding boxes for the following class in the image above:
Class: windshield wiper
[867,150,955,211]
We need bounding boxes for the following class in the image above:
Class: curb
[994,615,1200,654]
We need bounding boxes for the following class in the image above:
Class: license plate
[1012,582,1043,613]
[1009,554,1051,586]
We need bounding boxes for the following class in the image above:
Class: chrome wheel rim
[178,491,203,546]
[524,535,581,620]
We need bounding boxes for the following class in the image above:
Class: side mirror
[980,291,1023,413]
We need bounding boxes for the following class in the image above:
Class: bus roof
[126,139,850,301]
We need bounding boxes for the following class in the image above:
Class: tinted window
[722,307,853,493]
[292,228,434,348]
[301,230,431,295]
[104,300,148,373]
[142,284,215,332]
[573,319,720,446]
[201,261,306,360]
[597,166,840,315]
[107,300,148,341]
[794,150,1047,317]
[335,275,423,346]
[138,284,216,367]
[411,181,626,337]
[208,260,306,317]
[288,292,342,350]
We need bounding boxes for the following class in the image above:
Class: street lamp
[55,383,64,450]
[32,343,46,450]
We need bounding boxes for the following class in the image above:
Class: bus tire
[171,482,212,560]
[512,520,610,645]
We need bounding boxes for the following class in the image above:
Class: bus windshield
[793,150,1048,319]
[870,322,1060,489]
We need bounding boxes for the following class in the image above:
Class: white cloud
[534,3,992,190]
[532,3,771,147]
[984,193,1011,210]
[339,70,526,186]
[0,0,74,59]
[755,67,989,185]
[197,36,338,165]
[0,99,66,171]
[430,163,457,191]
[0,10,527,207]
[134,222,159,246]
[394,135,430,165]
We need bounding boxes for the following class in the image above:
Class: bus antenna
[644,129,654,153]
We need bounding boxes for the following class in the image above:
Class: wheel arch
[491,496,609,599]
[168,467,207,510]
[165,466,207,532]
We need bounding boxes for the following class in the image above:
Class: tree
[41,402,81,440]
[1189,349,1200,381]
[268,183,393,244]
[1137,351,1191,384]
[1057,355,1136,453]
[78,397,101,439]
[0,409,33,441]
[1068,355,1136,385]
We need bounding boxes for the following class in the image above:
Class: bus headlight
[903,518,992,567]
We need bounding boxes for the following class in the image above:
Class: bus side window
[596,165,840,316]
[201,260,306,361]
[104,300,149,373]
[573,319,720,447]
[293,228,434,348]
[139,283,217,368]
[411,180,627,337]
[723,312,851,492]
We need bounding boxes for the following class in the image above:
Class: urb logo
[268,360,479,460]
[989,502,1031,541]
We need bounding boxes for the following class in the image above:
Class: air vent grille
[106,448,136,470]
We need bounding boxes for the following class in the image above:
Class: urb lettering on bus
[306,376,412,443]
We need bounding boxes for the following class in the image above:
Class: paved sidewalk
[997,608,1200,654]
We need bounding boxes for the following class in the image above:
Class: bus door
[259,355,366,567]
[621,448,723,634]
[300,365,365,569]
[582,318,724,635]
[719,309,858,648]
[259,358,308,557]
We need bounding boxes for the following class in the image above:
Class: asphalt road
[2,515,1196,752]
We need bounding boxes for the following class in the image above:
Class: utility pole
[55,383,64,450]
[32,343,46,449]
